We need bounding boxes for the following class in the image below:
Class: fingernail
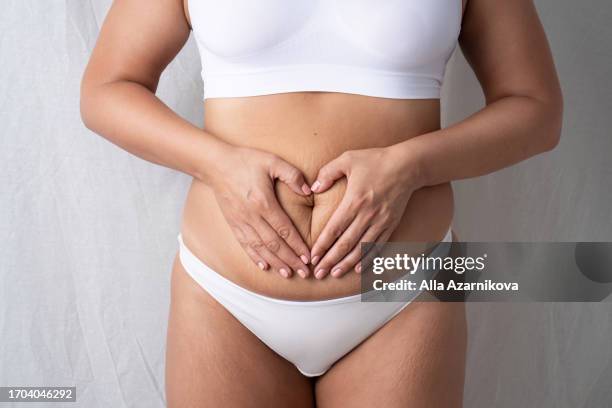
[355,263,362,273]
[297,269,307,278]
[280,268,289,278]
[301,183,311,195]
[311,255,320,265]
[300,255,309,264]
[331,267,342,277]
[315,269,326,279]
[257,262,266,270]
[311,180,321,192]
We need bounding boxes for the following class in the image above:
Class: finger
[231,223,269,271]
[242,223,294,278]
[243,241,270,271]
[313,213,373,279]
[262,199,312,275]
[374,227,394,245]
[310,198,357,266]
[358,227,393,274]
[329,225,383,278]
[251,216,310,279]
[311,153,349,193]
[269,158,311,196]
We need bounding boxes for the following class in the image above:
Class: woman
[80,0,562,406]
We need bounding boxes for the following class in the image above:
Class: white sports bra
[188,0,463,100]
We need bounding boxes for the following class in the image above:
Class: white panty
[176,228,452,377]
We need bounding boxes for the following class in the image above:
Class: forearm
[399,95,563,188]
[80,80,228,183]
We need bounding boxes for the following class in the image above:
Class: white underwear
[176,228,453,377]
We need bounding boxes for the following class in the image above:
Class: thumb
[269,158,311,196]
[311,154,349,193]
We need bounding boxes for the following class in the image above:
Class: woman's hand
[309,145,422,279]
[208,145,312,279]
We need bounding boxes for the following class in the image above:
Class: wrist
[191,131,236,185]
[385,141,428,190]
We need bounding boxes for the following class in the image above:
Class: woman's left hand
[309,145,422,279]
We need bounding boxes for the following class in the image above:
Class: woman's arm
[308,0,563,278]
[81,0,312,278]
[397,0,563,187]
[80,0,210,181]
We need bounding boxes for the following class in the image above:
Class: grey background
[1,0,611,407]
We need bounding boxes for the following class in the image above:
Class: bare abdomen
[180,92,454,300]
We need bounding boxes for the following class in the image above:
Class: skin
[81,0,562,406]
[183,94,452,300]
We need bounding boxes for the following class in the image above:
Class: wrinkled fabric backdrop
[1,0,611,407]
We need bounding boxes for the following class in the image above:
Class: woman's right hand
[207,145,312,279]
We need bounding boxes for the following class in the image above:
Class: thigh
[315,299,467,408]
[165,254,315,408]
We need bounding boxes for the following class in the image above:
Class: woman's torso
[180,92,454,300]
